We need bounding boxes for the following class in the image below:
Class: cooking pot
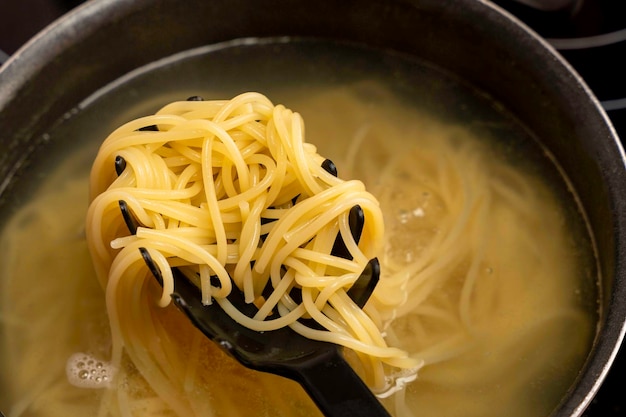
[1,0,625,416]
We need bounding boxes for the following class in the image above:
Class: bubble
[397,209,410,224]
[412,207,425,217]
[66,352,116,389]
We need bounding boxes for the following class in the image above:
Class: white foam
[65,352,116,389]
[375,362,423,399]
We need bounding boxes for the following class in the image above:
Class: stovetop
[495,0,626,141]
[1,0,625,416]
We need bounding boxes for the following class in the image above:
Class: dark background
[0,0,82,57]
[1,0,625,416]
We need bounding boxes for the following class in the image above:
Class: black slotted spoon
[145,251,385,417]
[115,156,391,417]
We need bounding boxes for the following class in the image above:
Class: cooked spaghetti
[85,92,421,402]
[0,83,595,417]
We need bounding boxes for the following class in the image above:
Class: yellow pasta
[1,84,594,417]
[86,92,421,412]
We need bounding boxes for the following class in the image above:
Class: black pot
[1,0,625,416]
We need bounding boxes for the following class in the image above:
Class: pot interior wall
[1,0,625,416]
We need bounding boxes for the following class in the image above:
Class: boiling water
[0,38,598,417]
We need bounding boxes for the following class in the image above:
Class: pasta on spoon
[86,92,421,403]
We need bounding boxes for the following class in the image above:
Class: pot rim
[1,1,626,416]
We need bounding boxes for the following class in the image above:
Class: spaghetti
[86,92,420,404]
[0,84,595,417]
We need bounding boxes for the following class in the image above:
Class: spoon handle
[292,348,392,417]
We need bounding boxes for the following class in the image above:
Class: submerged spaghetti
[0,83,595,417]
[86,92,420,402]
